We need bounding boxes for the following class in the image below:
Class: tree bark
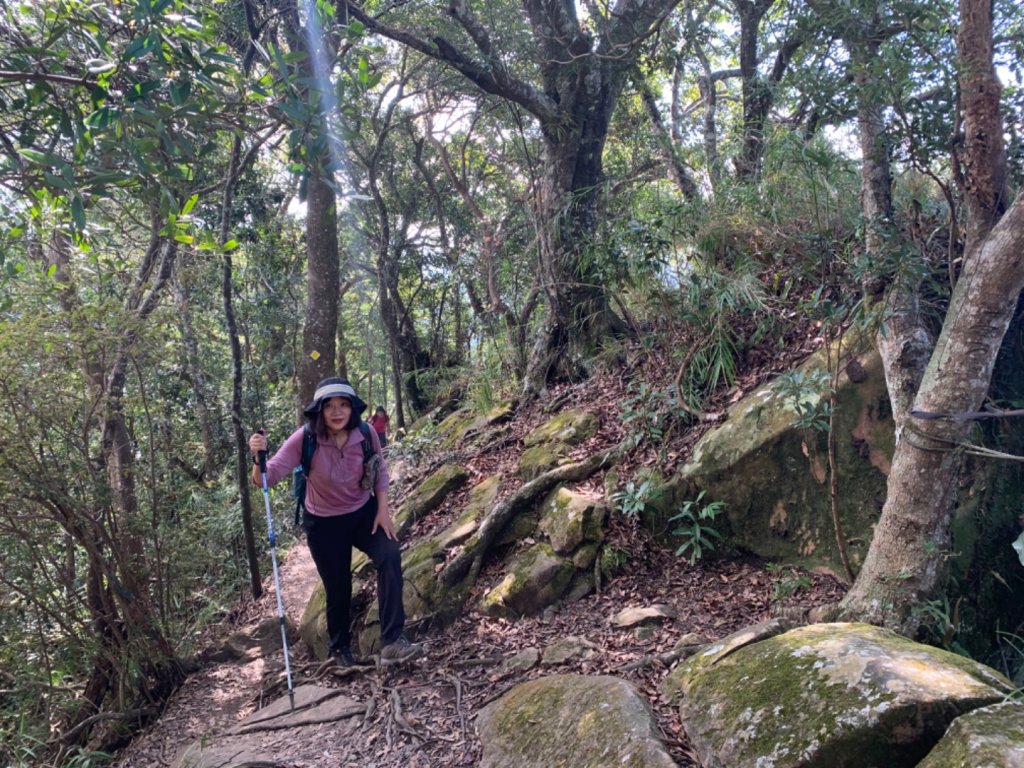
[732,0,775,180]
[636,73,700,200]
[840,193,1024,628]
[280,0,343,409]
[219,136,263,600]
[300,168,341,405]
[174,271,219,480]
[840,0,1020,630]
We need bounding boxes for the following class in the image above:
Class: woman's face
[322,397,352,435]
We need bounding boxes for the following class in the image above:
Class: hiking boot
[332,647,372,668]
[380,635,423,666]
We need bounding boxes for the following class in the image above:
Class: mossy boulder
[395,463,469,537]
[655,345,894,576]
[299,575,370,658]
[516,443,565,480]
[538,487,607,554]
[476,674,677,768]
[353,475,507,650]
[434,402,516,449]
[479,543,575,617]
[516,409,600,480]
[522,408,599,448]
[665,622,1012,768]
[436,406,477,447]
[917,701,1024,767]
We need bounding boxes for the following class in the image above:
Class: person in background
[369,405,390,447]
[248,378,421,667]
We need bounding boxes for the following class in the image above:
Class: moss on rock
[666,622,1012,768]
[522,409,599,448]
[395,463,469,536]
[516,444,564,480]
[916,701,1024,767]
[655,347,893,575]
[475,674,677,768]
[538,486,607,554]
[479,543,574,617]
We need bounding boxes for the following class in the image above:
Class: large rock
[395,463,469,537]
[917,701,1024,767]
[173,685,365,768]
[476,674,677,768]
[521,408,599,448]
[654,343,893,575]
[479,542,574,617]
[435,401,516,449]
[517,409,600,480]
[538,486,607,554]
[356,475,504,652]
[665,622,1012,768]
[480,486,608,617]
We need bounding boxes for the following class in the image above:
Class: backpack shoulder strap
[357,421,375,461]
[301,425,317,474]
[293,426,317,526]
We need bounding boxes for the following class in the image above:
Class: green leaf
[71,195,86,231]
[169,79,191,106]
[221,239,239,252]
[18,148,60,166]
[84,107,118,129]
[174,234,193,244]
[181,194,199,215]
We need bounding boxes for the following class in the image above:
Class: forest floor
[110,329,847,768]
[111,536,846,768]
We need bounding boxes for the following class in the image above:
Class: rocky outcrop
[476,674,677,768]
[917,701,1024,767]
[173,685,366,768]
[479,486,607,617]
[394,462,470,537]
[649,343,893,576]
[435,401,516,450]
[664,622,1014,768]
[517,408,599,479]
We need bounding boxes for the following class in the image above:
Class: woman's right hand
[248,431,268,458]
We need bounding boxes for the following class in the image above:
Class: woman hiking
[248,377,422,667]
[369,405,390,447]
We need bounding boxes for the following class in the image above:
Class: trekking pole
[257,433,296,711]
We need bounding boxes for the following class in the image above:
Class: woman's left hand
[372,510,397,541]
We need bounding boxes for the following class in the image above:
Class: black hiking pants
[304,496,406,655]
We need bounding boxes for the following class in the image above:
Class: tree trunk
[733,0,774,180]
[840,0,1020,630]
[848,34,936,432]
[46,220,180,742]
[523,87,629,396]
[636,74,700,200]
[343,0,680,394]
[175,272,219,480]
[220,137,263,600]
[300,169,340,405]
[840,194,1024,628]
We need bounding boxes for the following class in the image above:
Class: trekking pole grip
[257,428,268,474]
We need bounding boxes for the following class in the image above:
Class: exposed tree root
[439,438,632,590]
